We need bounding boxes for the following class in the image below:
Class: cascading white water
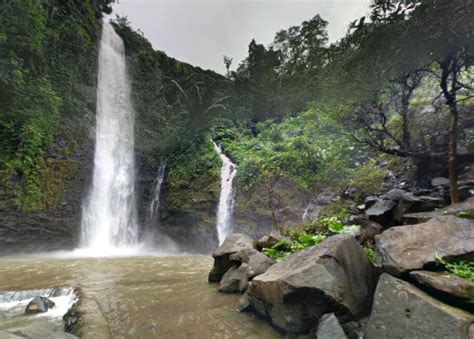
[212,141,237,245]
[146,158,166,231]
[80,22,138,253]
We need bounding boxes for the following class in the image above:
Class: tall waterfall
[146,157,166,232]
[212,141,237,244]
[80,22,138,253]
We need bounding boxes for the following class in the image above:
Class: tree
[322,0,474,203]
[223,55,233,77]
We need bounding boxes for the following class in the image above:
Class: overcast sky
[113,0,370,74]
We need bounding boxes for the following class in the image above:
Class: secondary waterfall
[80,22,138,253]
[146,157,166,232]
[212,141,237,244]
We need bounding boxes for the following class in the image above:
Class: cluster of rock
[208,178,474,338]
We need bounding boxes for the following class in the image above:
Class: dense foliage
[0,0,113,211]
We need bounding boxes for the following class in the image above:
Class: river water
[0,255,279,338]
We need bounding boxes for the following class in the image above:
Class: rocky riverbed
[208,180,474,338]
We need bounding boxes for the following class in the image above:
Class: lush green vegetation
[262,233,326,262]
[0,0,114,211]
[262,213,363,261]
[2,0,473,227]
[437,257,474,282]
[166,139,221,209]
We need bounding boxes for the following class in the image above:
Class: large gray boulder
[403,196,474,224]
[375,215,474,276]
[230,248,275,278]
[316,313,348,339]
[248,234,378,334]
[409,271,474,302]
[208,233,255,282]
[218,263,249,293]
[365,199,397,227]
[366,274,474,339]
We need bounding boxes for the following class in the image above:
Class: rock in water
[247,234,378,334]
[208,233,255,283]
[25,296,55,314]
[375,215,474,276]
[218,263,249,293]
[238,291,251,312]
[366,274,474,339]
[316,313,348,339]
[409,271,474,301]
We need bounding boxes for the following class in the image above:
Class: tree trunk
[440,55,460,204]
[448,105,460,203]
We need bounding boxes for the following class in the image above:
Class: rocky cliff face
[0,134,94,254]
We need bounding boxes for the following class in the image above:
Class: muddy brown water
[0,255,280,338]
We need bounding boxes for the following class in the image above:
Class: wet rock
[248,234,378,334]
[363,196,379,210]
[316,313,347,339]
[385,189,407,201]
[63,308,80,334]
[238,291,251,312]
[25,296,55,314]
[208,233,255,283]
[359,221,384,242]
[256,232,281,250]
[432,177,450,187]
[375,215,474,276]
[366,274,474,339]
[347,215,368,225]
[218,263,249,293]
[0,323,78,339]
[403,197,474,224]
[409,271,474,301]
[230,248,275,279]
[365,199,397,227]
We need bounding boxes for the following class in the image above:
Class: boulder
[376,215,474,276]
[409,271,474,301]
[248,234,378,334]
[316,313,347,339]
[238,291,251,312]
[365,199,397,227]
[256,232,281,250]
[385,189,407,201]
[230,248,275,278]
[366,274,474,339]
[208,233,255,283]
[359,221,384,242]
[403,196,474,224]
[25,296,55,314]
[432,177,450,187]
[218,263,249,293]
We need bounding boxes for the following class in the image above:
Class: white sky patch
[113,0,370,74]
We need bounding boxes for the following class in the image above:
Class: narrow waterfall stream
[80,22,138,254]
[212,141,237,244]
[146,158,166,230]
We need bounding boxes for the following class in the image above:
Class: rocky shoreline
[208,179,474,338]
